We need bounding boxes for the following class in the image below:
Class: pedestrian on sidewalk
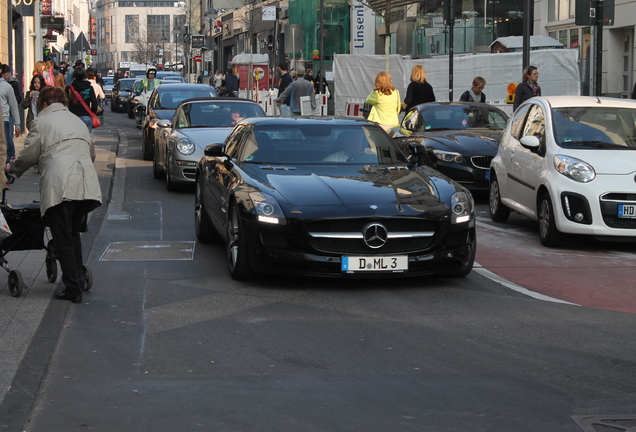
[459,76,487,103]
[513,65,541,111]
[65,66,99,133]
[23,74,47,131]
[9,86,102,304]
[365,71,401,132]
[402,65,435,114]
[0,64,22,164]
[275,66,315,116]
[276,62,293,116]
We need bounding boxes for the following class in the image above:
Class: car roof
[155,83,214,91]
[180,97,256,104]
[245,116,376,127]
[536,96,636,109]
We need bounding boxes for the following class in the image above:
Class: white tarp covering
[333,50,580,116]
[230,53,269,65]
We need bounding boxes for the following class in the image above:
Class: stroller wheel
[46,255,58,283]
[47,239,57,259]
[8,270,24,297]
[82,265,93,291]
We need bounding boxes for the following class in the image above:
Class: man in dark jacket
[223,68,239,96]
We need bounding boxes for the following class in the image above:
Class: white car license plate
[618,204,636,218]
[342,256,408,273]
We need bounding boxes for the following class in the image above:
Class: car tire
[226,204,253,280]
[195,179,217,243]
[444,242,476,278]
[152,146,164,179]
[165,156,178,191]
[539,192,562,247]
[489,176,510,222]
[142,131,152,161]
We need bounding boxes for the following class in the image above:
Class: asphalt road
[13,111,636,431]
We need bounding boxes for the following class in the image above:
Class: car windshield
[241,125,409,165]
[119,79,136,88]
[103,78,113,85]
[177,102,265,128]
[155,88,216,109]
[406,105,508,131]
[552,107,636,149]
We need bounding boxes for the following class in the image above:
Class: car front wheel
[195,179,217,242]
[489,176,510,222]
[142,130,153,161]
[226,204,253,280]
[539,192,562,247]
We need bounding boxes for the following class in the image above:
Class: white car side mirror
[520,135,541,149]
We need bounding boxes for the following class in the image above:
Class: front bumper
[241,216,476,278]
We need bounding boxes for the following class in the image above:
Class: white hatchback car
[489,96,636,246]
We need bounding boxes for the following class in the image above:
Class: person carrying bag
[68,85,100,129]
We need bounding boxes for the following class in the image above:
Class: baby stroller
[1,178,93,297]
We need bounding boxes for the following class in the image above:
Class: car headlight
[450,191,474,224]
[175,138,195,155]
[553,155,595,183]
[433,149,464,164]
[249,192,287,225]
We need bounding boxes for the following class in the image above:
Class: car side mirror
[204,143,226,157]
[156,120,172,128]
[520,135,541,150]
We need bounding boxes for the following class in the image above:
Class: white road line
[473,264,580,306]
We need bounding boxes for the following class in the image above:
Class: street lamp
[204,8,218,75]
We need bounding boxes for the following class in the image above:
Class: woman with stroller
[9,86,102,303]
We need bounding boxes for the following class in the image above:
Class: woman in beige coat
[9,86,101,303]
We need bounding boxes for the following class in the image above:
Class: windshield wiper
[560,140,630,149]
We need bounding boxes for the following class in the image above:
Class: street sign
[203,51,212,62]
[425,27,440,36]
[191,35,205,49]
[194,55,202,62]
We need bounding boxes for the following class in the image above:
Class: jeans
[279,104,292,117]
[4,120,15,161]
[79,115,94,133]
[45,201,91,297]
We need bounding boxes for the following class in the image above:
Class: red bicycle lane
[474,221,636,314]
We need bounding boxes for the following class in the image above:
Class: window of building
[549,0,575,22]
[126,15,139,43]
[147,15,170,41]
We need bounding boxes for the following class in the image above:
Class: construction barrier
[345,98,366,118]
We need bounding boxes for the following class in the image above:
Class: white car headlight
[433,149,464,164]
[175,138,195,155]
[249,192,287,225]
[450,191,474,224]
[553,155,595,183]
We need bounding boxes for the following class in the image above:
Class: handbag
[0,209,13,240]
[69,85,100,128]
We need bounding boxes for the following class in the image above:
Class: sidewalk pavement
[0,124,119,408]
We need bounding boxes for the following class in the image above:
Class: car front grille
[306,218,438,254]
[470,156,493,170]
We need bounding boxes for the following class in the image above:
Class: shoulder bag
[69,85,100,128]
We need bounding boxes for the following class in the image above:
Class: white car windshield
[552,107,636,149]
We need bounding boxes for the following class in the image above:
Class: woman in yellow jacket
[365,71,401,132]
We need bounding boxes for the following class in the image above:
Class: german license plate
[484,170,490,180]
[342,256,408,273]
[618,204,636,218]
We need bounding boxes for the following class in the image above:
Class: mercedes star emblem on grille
[363,223,388,249]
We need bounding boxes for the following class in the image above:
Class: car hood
[416,130,501,155]
[556,149,636,175]
[243,164,448,209]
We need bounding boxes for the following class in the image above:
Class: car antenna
[596,96,602,104]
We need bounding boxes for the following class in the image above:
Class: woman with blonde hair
[43,61,56,87]
[403,64,435,114]
[33,61,46,76]
[365,71,401,131]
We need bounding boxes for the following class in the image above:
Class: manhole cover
[100,241,195,261]
[572,415,636,431]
